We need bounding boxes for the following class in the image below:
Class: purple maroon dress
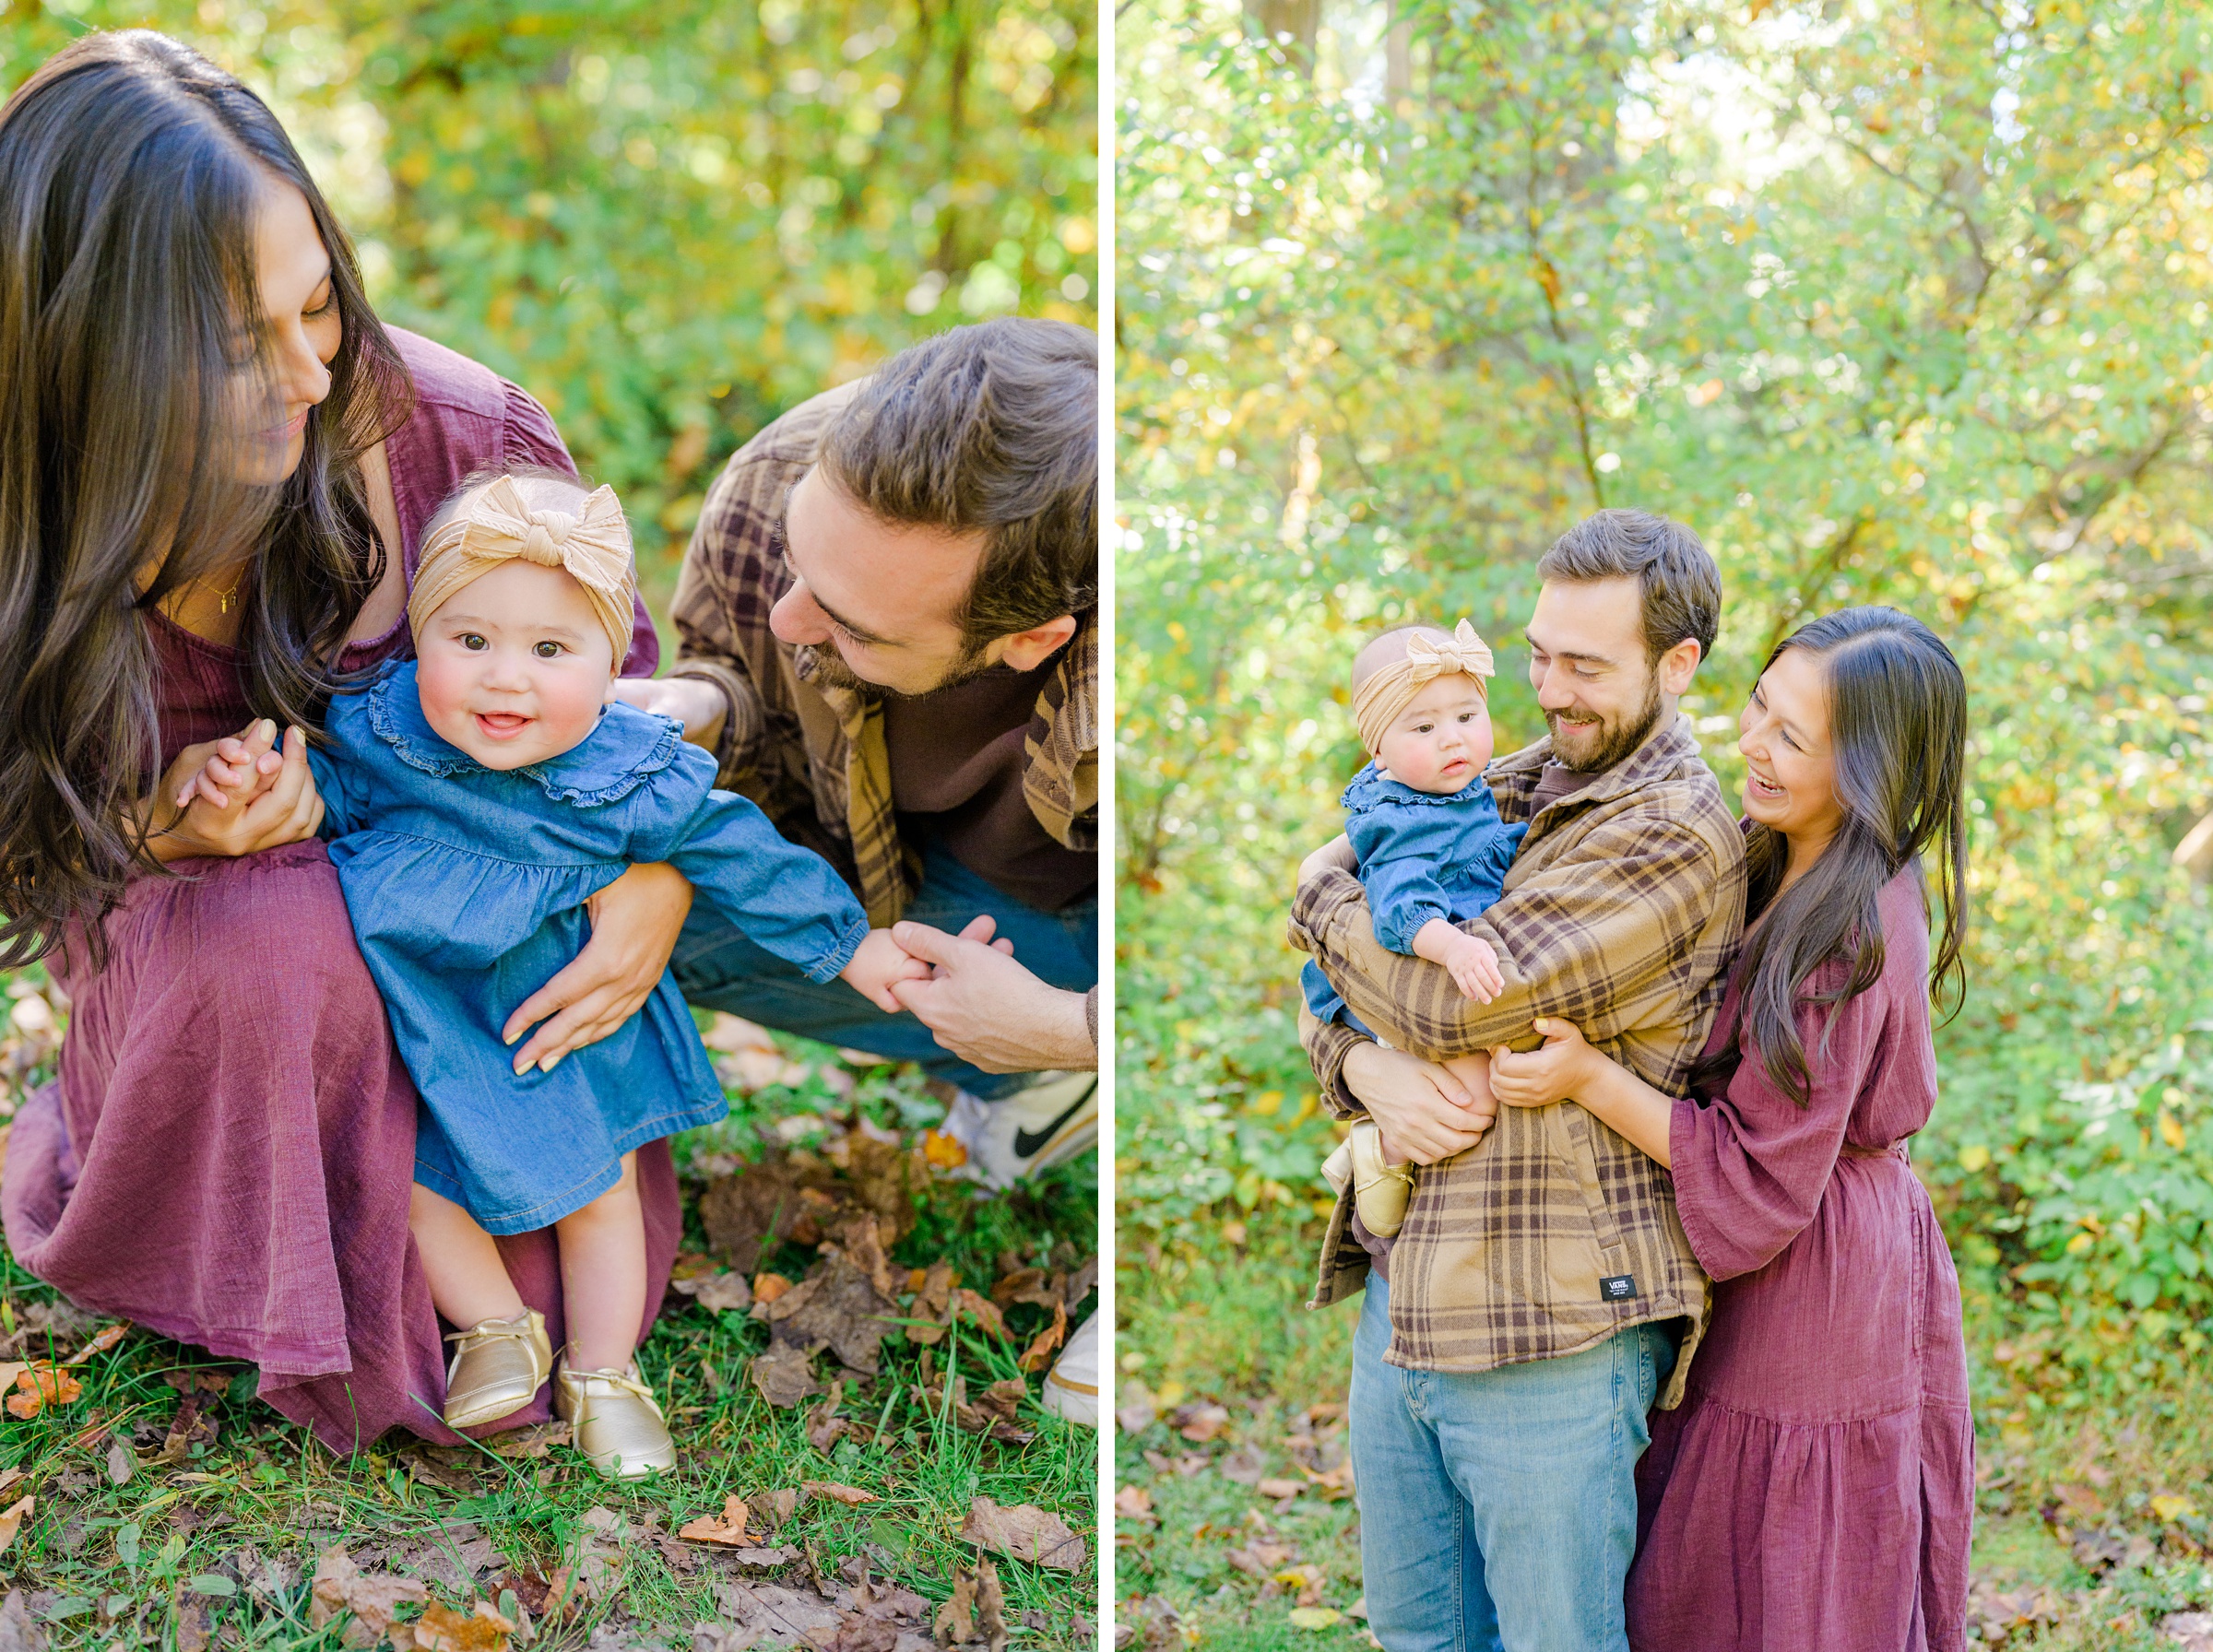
[0,328,679,1454]
[1627,869,1972,1650]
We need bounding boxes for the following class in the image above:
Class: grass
[1113,1216,2213,1652]
[0,964,1099,1650]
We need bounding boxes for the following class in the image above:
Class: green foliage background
[0,0,1097,608]
[1118,0,2213,1421]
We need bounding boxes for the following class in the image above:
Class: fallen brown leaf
[488,1420,571,1459]
[105,1436,135,1486]
[65,1323,128,1363]
[1225,1540,1293,1576]
[975,1558,1008,1652]
[679,1495,752,1548]
[0,1468,20,1500]
[1114,1485,1156,1527]
[1174,1402,1230,1444]
[699,1151,820,1274]
[766,1253,902,1375]
[172,1585,213,1652]
[803,1481,878,1506]
[837,1215,900,1300]
[754,1271,794,1304]
[933,1567,976,1646]
[960,1496,1086,1571]
[1256,1477,1304,1502]
[6,1363,81,1420]
[309,1548,430,1646]
[807,1381,849,1452]
[990,1268,1061,1313]
[921,1129,967,1170]
[906,1261,957,1348]
[750,1339,822,1408]
[0,1496,31,1562]
[1016,1303,1068,1375]
[669,1271,755,1314]
[949,1290,1008,1341]
[412,1599,516,1651]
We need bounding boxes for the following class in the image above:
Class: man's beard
[794,640,996,700]
[1545,674,1663,774]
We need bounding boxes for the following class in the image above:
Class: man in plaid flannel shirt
[611,322,1101,1418]
[1291,512,1746,1652]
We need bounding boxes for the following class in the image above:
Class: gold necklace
[194,566,247,616]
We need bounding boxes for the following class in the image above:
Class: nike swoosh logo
[1012,1081,1098,1160]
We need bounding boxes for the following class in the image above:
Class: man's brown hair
[818,317,1097,650]
[1536,509,1722,666]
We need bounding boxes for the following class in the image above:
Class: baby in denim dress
[1303,620,1526,1239]
[179,471,920,1476]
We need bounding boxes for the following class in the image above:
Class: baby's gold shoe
[553,1359,675,1480]
[1348,1119,1416,1239]
[443,1308,553,1430]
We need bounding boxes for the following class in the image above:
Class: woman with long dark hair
[1487,607,1973,1649]
[0,31,693,1451]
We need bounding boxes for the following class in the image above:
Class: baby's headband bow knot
[1402,620,1494,685]
[1351,617,1496,758]
[408,476,637,666]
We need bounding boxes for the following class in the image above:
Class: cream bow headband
[1351,619,1496,758]
[408,476,637,667]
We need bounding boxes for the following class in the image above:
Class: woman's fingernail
[503,1030,520,1046]
[541,1053,562,1073]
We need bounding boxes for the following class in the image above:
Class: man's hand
[607,676,728,752]
[505,861,694,1072]
[1340,1041,1497,1164]
[146,720,324,863]
[886,916,1095,1074]
[1298,834,1356,887]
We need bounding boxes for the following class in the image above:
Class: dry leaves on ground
[750,1339,822,1409]
[933,1559,1007,1652]
[309,1549,432,1648]
[679,1496,753,1547]
[411,1600,517,1652]
[960,1497,1086,1571]
[0,1496,31,1563]
[1114,1486,1156,1528]
[5,1362,81,1420]
[805,1481,879,1507]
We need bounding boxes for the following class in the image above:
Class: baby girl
[1303,620,1526,1239]
[179,471,920,1477]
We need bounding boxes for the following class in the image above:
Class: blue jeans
[1350,1275,1678,1652]
[669,840,1096,1100]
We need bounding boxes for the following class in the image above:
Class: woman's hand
[607,676,728,751]
[1488,1017,1604,1110]
[1340,1041,1497,1164]
[504,861,694,1073]
[145,719,324,862]
[1298,834,1355,887]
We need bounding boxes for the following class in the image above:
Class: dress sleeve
[657,788,870,984]
[1350,806,1457,955]
[1667,962,1888,1280]
[305,747,368,840]
[501,377,661,678]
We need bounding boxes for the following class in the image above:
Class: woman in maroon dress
[1488,606,1973,1650]
[0,32,693,1452]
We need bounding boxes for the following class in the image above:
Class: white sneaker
[938,1072,1098,1190]
[1040,1311,1098,1427]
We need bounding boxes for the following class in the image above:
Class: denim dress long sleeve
[1300,764,1527,1031]
[309,661,870,1233]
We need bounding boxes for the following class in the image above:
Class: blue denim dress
[309,661,870,1233]
[1299,763,1528,1031]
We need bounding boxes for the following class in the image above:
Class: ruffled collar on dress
[361,660,683,805]
[1341,761,1493,815]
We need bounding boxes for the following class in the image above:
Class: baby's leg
[554,1152,646,1373]
[409,1184,527,1326]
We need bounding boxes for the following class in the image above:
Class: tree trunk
[1244,0,1321,76]
[1385,0,1413,102]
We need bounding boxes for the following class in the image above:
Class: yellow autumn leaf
[2151,1494,2200,1523]
[1288,1609,1342,1630]
[2158,1112,2187,1150]
[1958,1145,1991,1173]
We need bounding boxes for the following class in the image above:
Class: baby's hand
[1413,917,1506,1003]
[173,718,286,813]
[841,926,932,1013]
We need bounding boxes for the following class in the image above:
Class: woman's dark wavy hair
[0,30,411,966]
[1691,607,1970,1106]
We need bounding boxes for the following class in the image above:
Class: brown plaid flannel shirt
[1290,714,1746,1408]
[666,384,1099,927]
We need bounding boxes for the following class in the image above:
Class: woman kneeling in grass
[1489,607,1973,1651]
